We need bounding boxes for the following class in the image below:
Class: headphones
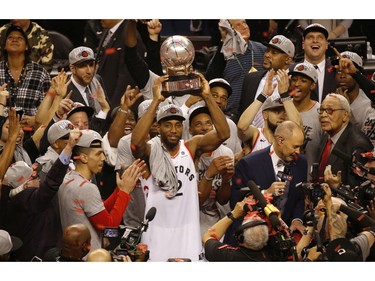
[234,220,268,243]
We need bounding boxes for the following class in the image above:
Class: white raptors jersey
[141,140,203,261]
[251,128,270,153]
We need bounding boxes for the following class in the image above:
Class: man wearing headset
[202,197,270,261]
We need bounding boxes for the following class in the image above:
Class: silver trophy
[160,35,201,97]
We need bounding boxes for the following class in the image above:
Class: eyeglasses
[317,107,346,115]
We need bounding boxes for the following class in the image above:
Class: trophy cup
[160,35,201,97]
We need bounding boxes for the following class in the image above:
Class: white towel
[219,19,248,60]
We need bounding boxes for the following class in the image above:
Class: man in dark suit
[299,23,337,103]
[225,121,307,246]
[232,34,295,125]
[68,46,111,116]
[96,20,145,108]
[318,93,373,187]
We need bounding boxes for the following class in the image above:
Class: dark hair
[1,25,31,61]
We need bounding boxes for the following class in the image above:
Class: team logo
[272,37,280,44]
[81,50,88,58]
[296,64,305,71]
[169,107,178,114]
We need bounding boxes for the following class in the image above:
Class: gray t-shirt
[58,170,105,250]
[300,102,324,178]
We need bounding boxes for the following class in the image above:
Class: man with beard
[232,34,295,126]
[226,121,307,246]
[131,74,230,261]
[67,46,111,122]
[237,68,301,154]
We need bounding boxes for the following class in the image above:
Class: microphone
[140,207,157,233]
[331,148,371,175]
[248,180,281,229]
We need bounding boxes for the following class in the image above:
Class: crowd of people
[0,19,375,263]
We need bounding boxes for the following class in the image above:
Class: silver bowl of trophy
[160,35,201,97]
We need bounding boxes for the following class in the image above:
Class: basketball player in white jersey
[131,74,230,261]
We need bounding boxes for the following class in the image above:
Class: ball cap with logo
[261,97,284,111]
[331,51,364,73]
[263,35,295,58]
[69,46,95,65]
[5,161,33,189]
[76,129,102,148]
[289,63,318,83]
[156,104,185,122]
[47,120,74,145]
[325,238,362,261]
[303,23,329,39]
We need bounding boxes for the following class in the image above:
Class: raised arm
[188,73,230,155]
[131,76,166,159]
[237,69,275,142]
[277,69,302,127]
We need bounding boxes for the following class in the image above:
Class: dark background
[0,19,374,49]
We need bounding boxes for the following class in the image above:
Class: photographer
[299,182,375,261]
[202,196,270,261]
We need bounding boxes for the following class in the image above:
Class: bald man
[57,223,91,261]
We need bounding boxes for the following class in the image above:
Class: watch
[226,212,236,222]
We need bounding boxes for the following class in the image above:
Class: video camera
[102,207,156,262]
[243,181,298,261]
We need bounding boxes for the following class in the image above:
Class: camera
[356,180,375,207]
[102,207,156,262]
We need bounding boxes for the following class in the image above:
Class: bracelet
[204,172,214,181]
[226,212,236,222]
[256,91,267,103]
[55,112,63,120]
[118,108,130,114]
[0,102,5,107]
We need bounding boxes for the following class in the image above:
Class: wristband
[279,91,292,103]
[226,212,236,222]
[256,91,267,103]
[204,172,214,181]
[118,108,130,114]
[0,103,5,107]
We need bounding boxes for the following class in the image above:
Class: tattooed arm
[321,183,347,241]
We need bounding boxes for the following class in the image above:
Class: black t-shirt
[204,239,270,262]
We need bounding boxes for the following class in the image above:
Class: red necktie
[319,138,332,178]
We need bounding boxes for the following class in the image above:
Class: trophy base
[161,74,201,97]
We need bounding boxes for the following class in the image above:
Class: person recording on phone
[203,196,270,261]
[226,120,307,246]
